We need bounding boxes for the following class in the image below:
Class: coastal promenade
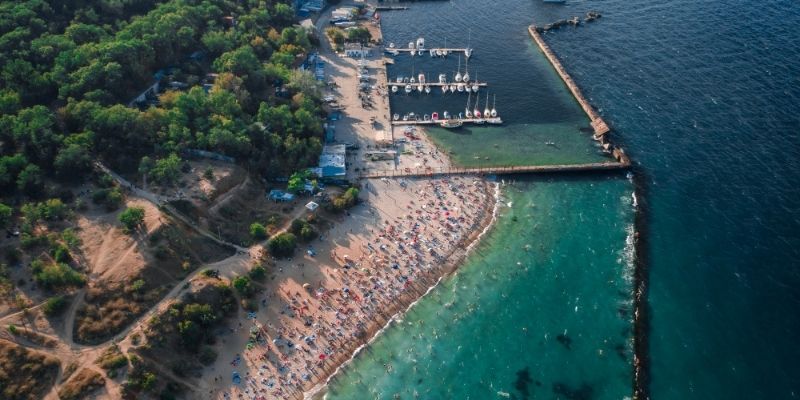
[358,160,630,179]
[528,26,610,137]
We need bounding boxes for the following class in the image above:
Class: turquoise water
[327,177,635,399]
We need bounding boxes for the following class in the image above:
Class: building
[318,144,347,177]
[268,189,296,202]
[344,43,369,58]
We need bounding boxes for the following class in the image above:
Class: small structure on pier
[344,43,370,58]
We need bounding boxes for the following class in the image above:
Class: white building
[344,43,369,58]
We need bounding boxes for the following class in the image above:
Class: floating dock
[388,48,472,56]
[392,118,502,126]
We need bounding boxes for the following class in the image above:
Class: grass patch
[57,368,105,400]
[0,339,60,400]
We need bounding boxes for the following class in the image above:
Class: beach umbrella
[303,283,311,290]
[319,354,327,360]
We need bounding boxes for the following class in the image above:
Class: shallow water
[326,177,636,399]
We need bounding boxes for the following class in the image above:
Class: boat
[418,73,426,84]
[474,95,482,118]
[429,49,436,57]
[465,92,473,118]
[463,58,470,83]
[440,119,463,129]
[409,112,416,120]
[491,94,498,117]
[441,85,448,93]
[393,113,400,121]
[464,29,473,59]
[389,42,396,48]
[484,92,491,117]
[423,114,431,121]
[417,84,423,93]
[417,49,424,56]
[405,84,412,94]
[457,82,465,92]
[395,77,403,84]
[402,114,409,121]
[425,85,431,94]
[408,41,415,50]
[410,76,416,84]
[416,37,425,49]
[545,141,556,146]
[449,84,457,92]
[438,73,447,84]
[455,56,462,82]
[432,112,439,121]
[436,49,443,57]
[391,85,398,93]
[443,111,450,119]
[471,70,479,92]
[487,117,503,124]
[464,48,473,58]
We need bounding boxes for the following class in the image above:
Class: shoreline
[303,179,502,399]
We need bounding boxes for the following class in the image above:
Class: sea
[325,0,800,399]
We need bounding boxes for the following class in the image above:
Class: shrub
[203,167,214,181]
[248,264,266,281]
[119,206,145,232]
[0,203,11,227]
[52,244,72,264]
[232,276,253,297]
[249,222,267,240]
[267,232,296,257]
[198,347,217,365]
[43,296,68,316]
[330,187,359,212]
[290,218,317,241]
[33,263,85,290]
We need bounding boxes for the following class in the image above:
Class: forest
[0,0,326,207]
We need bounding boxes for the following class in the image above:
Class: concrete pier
[528,26,610,137]
[391,118,502,126]
[389,48,472,56]
[358,161,629,179]
[389,82,488,88]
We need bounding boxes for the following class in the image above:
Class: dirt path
[208,175,250,215]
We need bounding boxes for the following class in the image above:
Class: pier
[389,82,488,88]
[528,26,610,137]
[358,161,630,179]
[391,118,502,126]
[389,48,472,56]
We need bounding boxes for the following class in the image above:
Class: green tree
[232,275,253,297]
[53,143,91,181]
[249,222,267,240]
[267,232,296,257]
[17,164,44,196]
[119,206,145,232]
[0,203,12,228]
[151,154,181,185]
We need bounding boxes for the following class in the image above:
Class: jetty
[390,82,487,88]
[528,26,610,137]
[391,118,502,126]
[389,48,472,56]
[358,161,629,179]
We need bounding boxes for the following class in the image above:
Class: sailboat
[471,70,480,92]
[474,94,482,119]
[454,56,462,82]
[441,85,448,94]
[463,58,470,83]
[457,82,465,92]
[391,85,398,93]
[484,91,491,117]
[464,29,473,59]
[491,94,498,117]
[465,91,473,118]
[405,84,412,94]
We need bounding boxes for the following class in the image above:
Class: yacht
[455,56,463,82]
[463,59,470,83]
[417,84,423,93]
[408,41,415,50]
[457,82,465,92]
[425,85,431,94]
[483,92,491,117]
[449,84,457,92]
[410,76,416,84]
[474,95,482,118]
[423,114,431,121]
[391,85,398,93]
[438,73,447,84]
[440,119,463,129]
[471,70,480,92]
[491,94,498,117]
[432,112,439,121]
[464,48,472,58]
[395,77,403,84]
[393,113,400,121]
[405,84,412,94]
[443,111,450,119]
[465,92,473,118]
[441,85,448,94]
[416,37,425,49]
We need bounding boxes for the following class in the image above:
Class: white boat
[395,77,403,84]
[429,49,436,57]
[425,85,431,94]
[443,111,450,119]
[463,58,470,83]
[441,85,448,93]
[474,95,481,118]
[457,83,465,92]
[487,117,502,124]
[391,85,398,93]
[491,94,498,117]
[409,112,416,120]
[389,42,396,48]
[438,73,447,84]
[393,113,400,121]
[484,92,491,117]
[471,70,479,92]
[464,48,472,58]
[408,41,415,50]
[465,92,473,118]
[436,49,443,57]
[423,114,431,121]
[410,76,416,84]
[432,112,439,121]
[449,84,457,92]
[464,29,473,59]
[385,49,399,56]
[405,84,412,94]
[416,37,425,49]
[417,49,424,56]
[402,114,409,121]
[417,84,423,93]
[455,56,462,82]
[418,73,426,84]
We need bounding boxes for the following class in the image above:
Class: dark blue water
[330,0,800,398]
[540,0,800,398]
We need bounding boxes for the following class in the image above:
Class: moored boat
[440,119,463,129]
[432,112,439,121]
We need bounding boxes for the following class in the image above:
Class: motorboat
[429,49,436,57]
[441,85,448,93]
[395,77,403,84]
[443,111,450,119]
[449,84,457,92]
[408,41,415,50]
[425,85,431,94]
[432,112,439,121]
[487,117,502,124]
[438,73,447,84]
[391,85,398,93]
[393,113,400,121]
[417,50,424,56]
[405,84,412,94]
[402,114,409,121]
[423,114,431,121]
[474,95,482,118]
[457,83,465,92]
[417,84,423,93]
[408,112,416,120]
[440,119,463,129]
[389,42,396,48]
[416,37,425,49]
[464,48,472,58]
[471,70,479,92]
[410,76,416,84]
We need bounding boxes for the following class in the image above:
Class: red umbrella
[319,354,327,360]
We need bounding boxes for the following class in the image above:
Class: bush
[198,347,217,365]
[267,232,296,257]
[33,263,85,290]
[119,206,145,232]
[43,296,68,316]
[249,222,267,240]
[52,244,72,264]
[248,265,266,281]
[331,187,359,212]
[0,203,12,227]
[232,276,253,297]
[290,218,317,241]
